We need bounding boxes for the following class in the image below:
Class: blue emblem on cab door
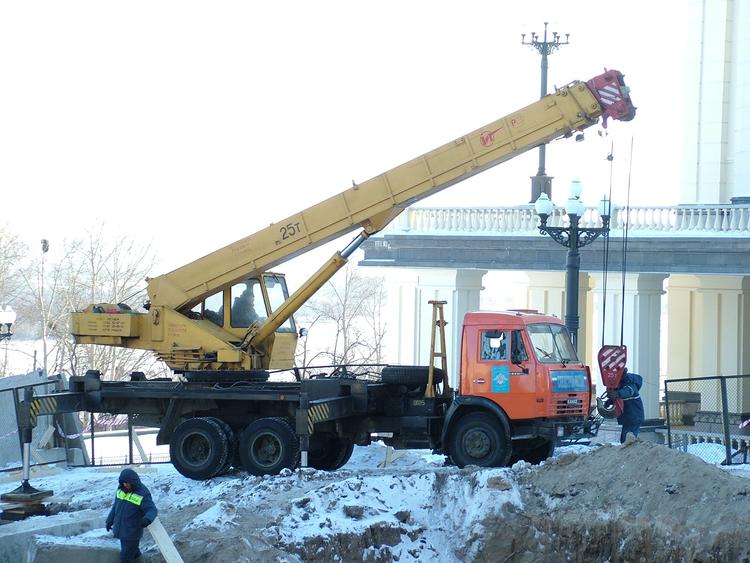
[491,365,510,393]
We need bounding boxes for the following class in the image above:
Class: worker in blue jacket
[607,369,645,443]
[106,468,158,562]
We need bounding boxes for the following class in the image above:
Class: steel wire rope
[600,140,615,349]
[619,137,635,346]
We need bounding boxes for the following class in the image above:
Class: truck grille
[553,395,585,416]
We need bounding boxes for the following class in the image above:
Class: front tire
[239,417,299,476]
[170,417,229,480]
[449,412,511,468]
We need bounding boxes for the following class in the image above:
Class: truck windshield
[527,323,578,364]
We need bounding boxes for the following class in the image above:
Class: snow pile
[4,440,750,562]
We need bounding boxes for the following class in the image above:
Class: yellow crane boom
[72,69,635,373]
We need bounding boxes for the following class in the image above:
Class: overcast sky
[1,1,690,281]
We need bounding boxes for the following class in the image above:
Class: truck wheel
[170,417,229,481]
[381,366,445,386]
[208,418,237,475]
[308,434,355,471]
[239,417,300,476]
[509,438,555,465]
[449,412,511,468]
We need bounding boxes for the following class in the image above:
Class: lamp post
[0,306,16,342]
[534,180,611,351]
[522,22,570,203]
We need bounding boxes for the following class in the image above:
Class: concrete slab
[28,532,164,563]
[28,541,120,563]
[0,508,103,563]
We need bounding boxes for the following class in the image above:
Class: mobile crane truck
[11,69,635,482]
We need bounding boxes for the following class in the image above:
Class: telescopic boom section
[147,69,635,311]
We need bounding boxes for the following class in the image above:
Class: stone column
[526,271,591,364]
[590,273,667,419]
[667,275,750,414]
[385,268,486,389]
[383,269,420,366]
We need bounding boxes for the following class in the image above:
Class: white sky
[0,1,690,281]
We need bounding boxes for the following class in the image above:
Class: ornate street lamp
[0,306,17,342]
[522,22,570,203]
[534,180,611,350]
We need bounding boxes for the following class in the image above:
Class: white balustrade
[396,204,750,236]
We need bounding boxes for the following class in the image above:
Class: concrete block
[66,448,86,466]
[30,448,66,464]
[28,539,120,563]
[0,508,103,563]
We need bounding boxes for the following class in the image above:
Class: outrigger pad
[598,345,627,389]
[1,481,53,502]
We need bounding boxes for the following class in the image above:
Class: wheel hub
[463,428,491,459]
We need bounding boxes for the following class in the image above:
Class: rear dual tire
[238,417,300,476]
[170,417,230,481]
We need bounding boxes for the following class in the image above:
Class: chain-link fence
[664,375,750,465]
[0,372,169,473]
[0,372,63,472]
[72,415,170,467]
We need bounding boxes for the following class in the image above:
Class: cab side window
[231,279,265,328]
[480,330,508,361]
[511,330,529,362]
[203,291,223,327]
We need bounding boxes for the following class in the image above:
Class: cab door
[468,329,511,403]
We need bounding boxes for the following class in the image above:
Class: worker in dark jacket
[106,468,158,563]
[607,369,645,443]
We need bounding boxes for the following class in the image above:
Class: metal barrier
[0,377,62,472]
[664,375,750,465]
[72,415,171,467]
[0,374,170,472]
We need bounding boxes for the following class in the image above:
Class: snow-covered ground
[3,439,748,563]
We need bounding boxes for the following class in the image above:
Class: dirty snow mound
[492,440,750,562]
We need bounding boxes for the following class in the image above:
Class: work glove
[606,389,620,400]
[106,522,112,532]
[141,517,152,528]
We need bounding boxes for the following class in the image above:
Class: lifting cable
[600,140,614,349]
[619,137,635,347]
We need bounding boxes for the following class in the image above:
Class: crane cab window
[231,280,265,327]
[480,330,508,361]
[264,274,296,333]
[202,291,223,327]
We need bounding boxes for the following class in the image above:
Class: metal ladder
[426,300,452,398]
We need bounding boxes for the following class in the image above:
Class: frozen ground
[2,439,750,562]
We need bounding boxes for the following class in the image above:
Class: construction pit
[1,439,749,563]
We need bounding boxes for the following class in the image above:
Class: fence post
[665,381,673,449]
[12,387,23,461]
[90,412,95,467]
[128,415,134,465]
[720,377,732,465]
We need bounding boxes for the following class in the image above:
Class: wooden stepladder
[426,300,452,398]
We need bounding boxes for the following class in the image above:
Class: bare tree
[0,226,28,376]
[296,263,387,373]
[0,225,27,306]
[17,223,168,380]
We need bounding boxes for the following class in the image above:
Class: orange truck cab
[440,310,594,467]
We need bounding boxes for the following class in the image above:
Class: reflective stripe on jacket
[105,468,158,541]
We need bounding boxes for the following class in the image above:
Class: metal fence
[0,372,170,473]
[72,416,170,467]
[0,375,62,472]
[664,375,750,465]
